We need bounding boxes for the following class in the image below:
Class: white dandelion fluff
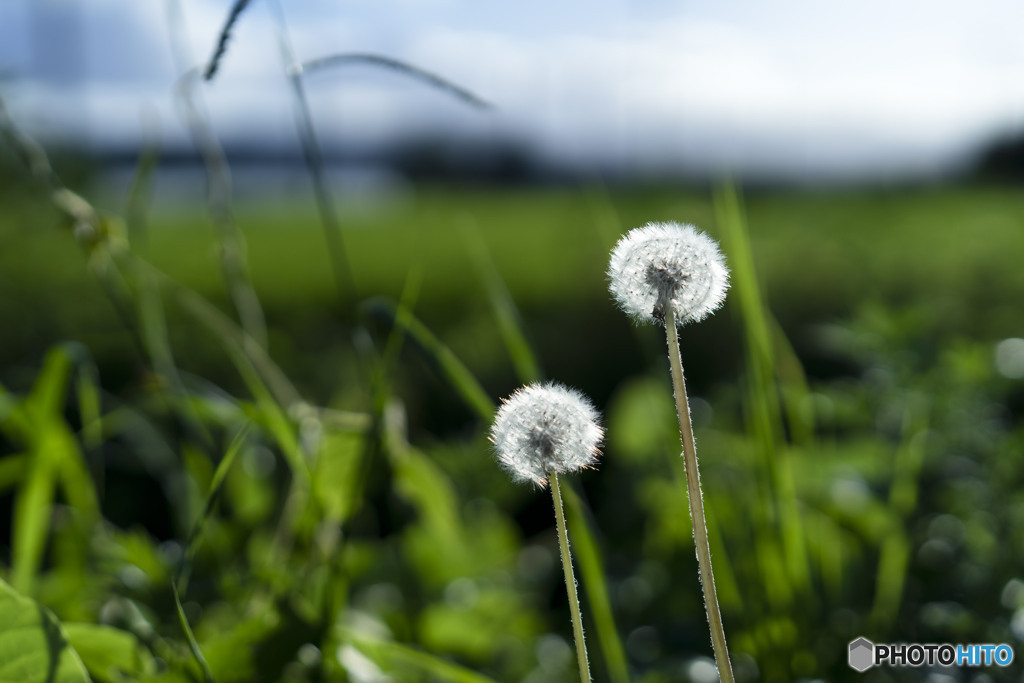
[490,382,603,486]
[608,222,730,326]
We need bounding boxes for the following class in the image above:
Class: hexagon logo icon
[848,637,874,672]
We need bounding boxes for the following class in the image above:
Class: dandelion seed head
[490,382,603,487]
[608,222,730,326]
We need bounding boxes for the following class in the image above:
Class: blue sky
[2,0,1024,179]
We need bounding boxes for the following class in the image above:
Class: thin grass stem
[172,581,214,683]
[267,0,357,306]
[664,308,734,683]
[301,53,491,109]
[549,471,591,682]
[167,0,268,350]
[203,0,253,81]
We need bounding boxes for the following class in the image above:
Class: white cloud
[2,0,1023,178]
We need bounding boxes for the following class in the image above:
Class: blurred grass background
[2,135,1024,683]
[6,178,1024,396]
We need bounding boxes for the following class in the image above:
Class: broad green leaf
[392,446,467,583]
[64,623,156,682]
[383,402,470,583]
[314,429,366,524]
[417,585,541,663]
[0,577,90,683]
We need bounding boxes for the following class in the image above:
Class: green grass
[5,181,1024,407]
[2,177,1024,682]
[10,182,1024,320]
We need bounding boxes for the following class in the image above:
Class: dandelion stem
[664,308,734,683]
[549,470,591,682]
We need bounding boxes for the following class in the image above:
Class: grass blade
[11,444,57,594]
[769,316,816,449]
[702,496,744,612]
[11,348,72,593]
[123,110,161,249]
[348,636,498,683]
[164,273,301,409]
[179,423,253,589]
[54,422,100,522]
[302,53,491,109]
[136,268,215,452]
[173,69,269,350]
[714,180,810,597]
[378,263,425,394]
[27,346,73,418]
[268,0,356,305]
[203,0,253,81]
[561,483,629,683]
[71,350,103,451]
[139,266,309,480]
[172,581,214,683]
[232,346,307,482]
[871,402,928,627]
[461,220,542,384]
[363,297,495,422]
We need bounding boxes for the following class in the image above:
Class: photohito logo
[848,638,874,672]
[848,637,1014,671]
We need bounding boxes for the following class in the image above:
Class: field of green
[6,182,1024,397]
[2,164,1024,682]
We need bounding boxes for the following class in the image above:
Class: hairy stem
[550,471,591,682]
[665,309,734,683]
